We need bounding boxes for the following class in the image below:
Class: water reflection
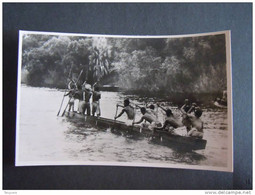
[64,116,207,165]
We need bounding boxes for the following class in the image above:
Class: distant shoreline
[20,84,224,108]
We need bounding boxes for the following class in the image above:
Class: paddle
[57,91,68,116]
[61,69,84,117]
[57,65,73,116]
[114,104,119,120]
[157,103,168,112]
[61,97,72,117]
[132,107,136,128]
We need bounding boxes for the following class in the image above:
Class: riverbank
[21,83,224,109]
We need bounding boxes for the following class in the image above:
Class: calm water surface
[16,85,230,169]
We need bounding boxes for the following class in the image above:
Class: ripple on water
[17,86,230,169]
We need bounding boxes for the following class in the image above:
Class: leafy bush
[21,33,227,95]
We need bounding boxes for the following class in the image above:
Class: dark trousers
[84,102,91,116]
[79,101,91,115]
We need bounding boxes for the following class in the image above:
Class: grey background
[3,3,252,189]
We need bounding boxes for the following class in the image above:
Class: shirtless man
[158,103,203,137]
[218,90,227,106]
[156,105,183,131]
[64,89,76,112]
[146,104,158,118]
[180,99,191,113]
[83,85,92,116]
[92,86,101,117]
[133,107,161,130]
[78,83,92,115]
[185,108,204,138]
[67,78,77,90]
[114,99,135,120]
[180,102,198,130]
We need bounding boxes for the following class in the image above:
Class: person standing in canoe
[64,89,76,112]
[92,84,101,117]
[83,84,92,116]
[114,99,135,120]
[64,79,79,113]
[78,82,92,115]
[76,84,85,114]
[67,78,77,91]
[132,107,161,130]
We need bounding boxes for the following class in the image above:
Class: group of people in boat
[114,98,204,139]
[64,79,204,139]
[214,90,227,106]
[64,79,101,117]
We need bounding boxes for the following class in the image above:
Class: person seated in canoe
[215,90,227,106]
[222,90,227,102]
[92,84,101,117]
[146,104,158,119]
[180,99,192,128]
[132,107,161,130]
[115,99,135,120]
[184,107,204,139]
[181,102,198,131]
[157,103,204,138]
[180,99,191,113]
[156,104,183,132]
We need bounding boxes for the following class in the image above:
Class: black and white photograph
[16,30,232,172]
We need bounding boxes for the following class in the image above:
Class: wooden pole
[57,65,73,116]
[61,69,83,117]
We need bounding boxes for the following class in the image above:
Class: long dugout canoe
[65,111,207,150]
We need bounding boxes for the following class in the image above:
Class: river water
[16,85,231,171]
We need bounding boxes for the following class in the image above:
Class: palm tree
[89,47,110,84]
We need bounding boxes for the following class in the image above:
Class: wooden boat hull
[214,101,227,109]
[65,111,207,150]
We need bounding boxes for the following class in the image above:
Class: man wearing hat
[78,82,92,115]
[83,83,92,116]
[92,85,101,117]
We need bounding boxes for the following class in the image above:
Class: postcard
[16,30,232,172]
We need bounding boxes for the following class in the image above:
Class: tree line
[21,33,227,96]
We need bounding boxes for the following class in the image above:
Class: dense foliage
[21,33,227,95]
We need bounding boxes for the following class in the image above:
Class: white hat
[84,84,92,90]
